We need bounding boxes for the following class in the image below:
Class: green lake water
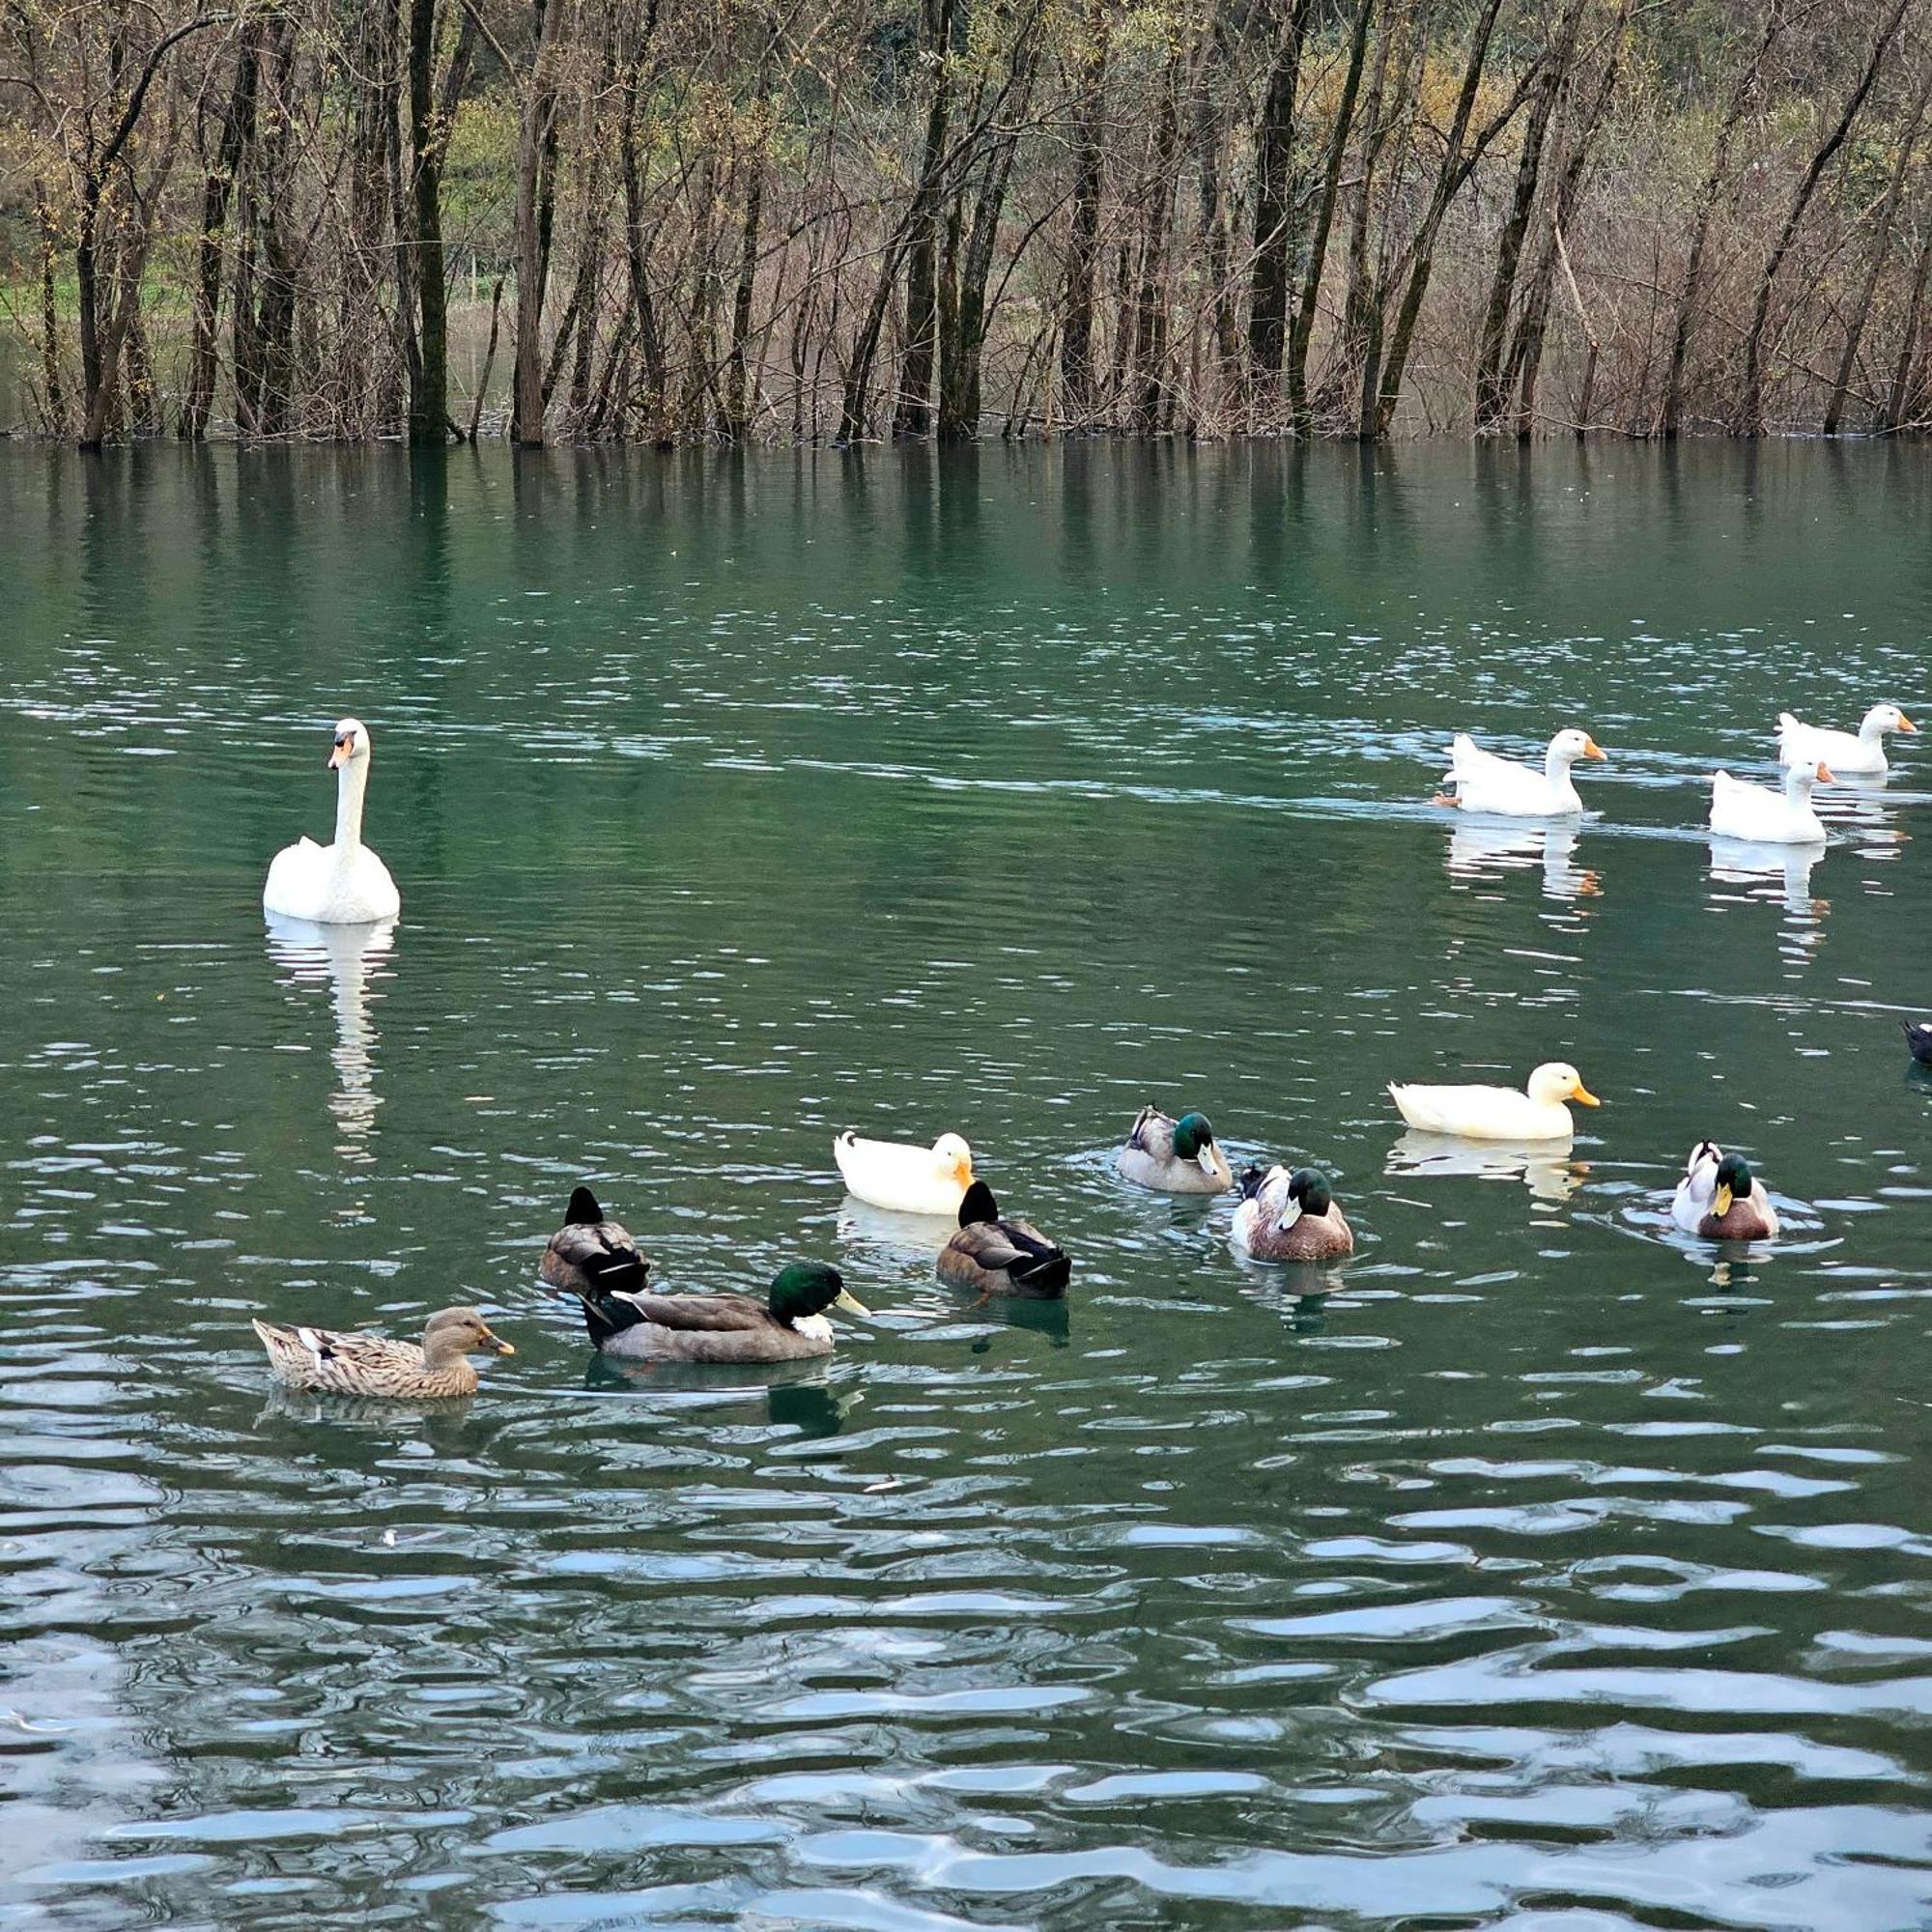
[3,440,1931,1929]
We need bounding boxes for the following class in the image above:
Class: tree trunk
[37,194,69,437]
[1881,226,1932,433]
[1287,0,1375,434]
[895,0,958,437]
[407,0,475,442]
[512,0,567,446]
[1823,47,1932,435]
[184,36,260,439]
[1736,0,1909,435]
[1372,0,1517,438]
[1473,0,1583,432]
[1058,0,1109,423]
[619,1,668,436]
[1246,0,1321,381]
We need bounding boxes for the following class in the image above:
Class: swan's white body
[264,719,400,923]
[1708,762,1830,846]
[1777,705,1915,776]
[833,1129,973,1217]
[1387,1061,1598,1142]
[1437,729,1605,818]
[1670,1141,1722,1233]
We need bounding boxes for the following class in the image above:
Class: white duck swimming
[1709,760,1832,845]
[264,719,401,923]
[833,1129,974,1217]
[1387,1062,1600,1142]
[1435,728,1605,818]
[1777,704,1915,776]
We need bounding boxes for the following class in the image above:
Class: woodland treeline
[4,0,1931,447]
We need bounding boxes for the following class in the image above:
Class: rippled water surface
[4,441,1932,1930]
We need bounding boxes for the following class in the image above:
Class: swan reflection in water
[265,913,396,1160]
[1445,818,1601,902]
[1386,1128,1586,1204]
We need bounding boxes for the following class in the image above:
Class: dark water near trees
[3,441,1931,1929]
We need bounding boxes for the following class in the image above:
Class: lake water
[4,440,1931,1930]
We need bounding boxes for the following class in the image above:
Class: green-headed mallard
[1672,1145,1779,1240]
[1117,1106,1234,1194]
[540,1185,649,1295]
[937,1180,1070,1299]
[1231,1165,1354,1263]
[571,1262,868,1363]
[250,1305,514,1399]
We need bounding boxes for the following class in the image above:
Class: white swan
[1435,728,1605,817]
[833,1129,973,1217]
[1709,761,1831,845]
[264,719,401,923]
[1387,1062,1599,1142]
[1777,704,1915,776]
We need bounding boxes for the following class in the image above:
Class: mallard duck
[250,1305,512,1398]
[1778,704,1916,776]
[1709,761,1832,844]
[833,1128,973,1217]
[540,1185,649,1295]
[571,1263,868,1363]
[1388,1062,1599,1142]
[1231,1165,1354,1262]
[937,1180,1070,1299]
[1678,1148,1779,1240]
[1904,1021,1932,1065]
[1434,728,1605,818]
[263,718,402,924]
[1669,1140,1722,1232]
[1117,1106,1234,1193]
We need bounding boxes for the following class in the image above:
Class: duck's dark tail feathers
[565,1185,605,1226]
[574,1283,648,1349]
[1009,1250,1072,1294]
[1904,1021,1932,1065]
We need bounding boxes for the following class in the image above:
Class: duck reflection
[265,914,396,1160]
[582,1350,860,1429]
[1706,836,1827,921]
[1445,818,1600,902]
[835,1196,950,1260]
[1386,1128,1586,1204]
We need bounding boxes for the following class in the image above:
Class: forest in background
[3,0,1931,447]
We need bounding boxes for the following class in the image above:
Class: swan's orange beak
[1571,1080,1601,1107]
[1900,715,1918,733]
[1581,737,1606,760]
[953,1154,975,1186]
[1816,762,1835,784]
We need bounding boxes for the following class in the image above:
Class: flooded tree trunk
[1736,0,1910,435]
[1287,0,1375,436]
[512,0,566,446]
[1058,2,1109,426]
[185,35,260,440]
[1245,0,1319,385]
[1472,0,1583,434]
[895,0,958,438]
[1822,48,1932,436]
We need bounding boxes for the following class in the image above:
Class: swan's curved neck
[333,755,370,857]
[1544,741,1576,781]
[1782,765,1815,803]
[1860,713,1886,742]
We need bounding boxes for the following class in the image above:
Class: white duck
[1435,728,1606,817]
[833,1129,974,1217]
[1709,760,1831,845]
[264,719,401,923]
[1387,1062,1599,1142]
[1777,704,1915,776]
